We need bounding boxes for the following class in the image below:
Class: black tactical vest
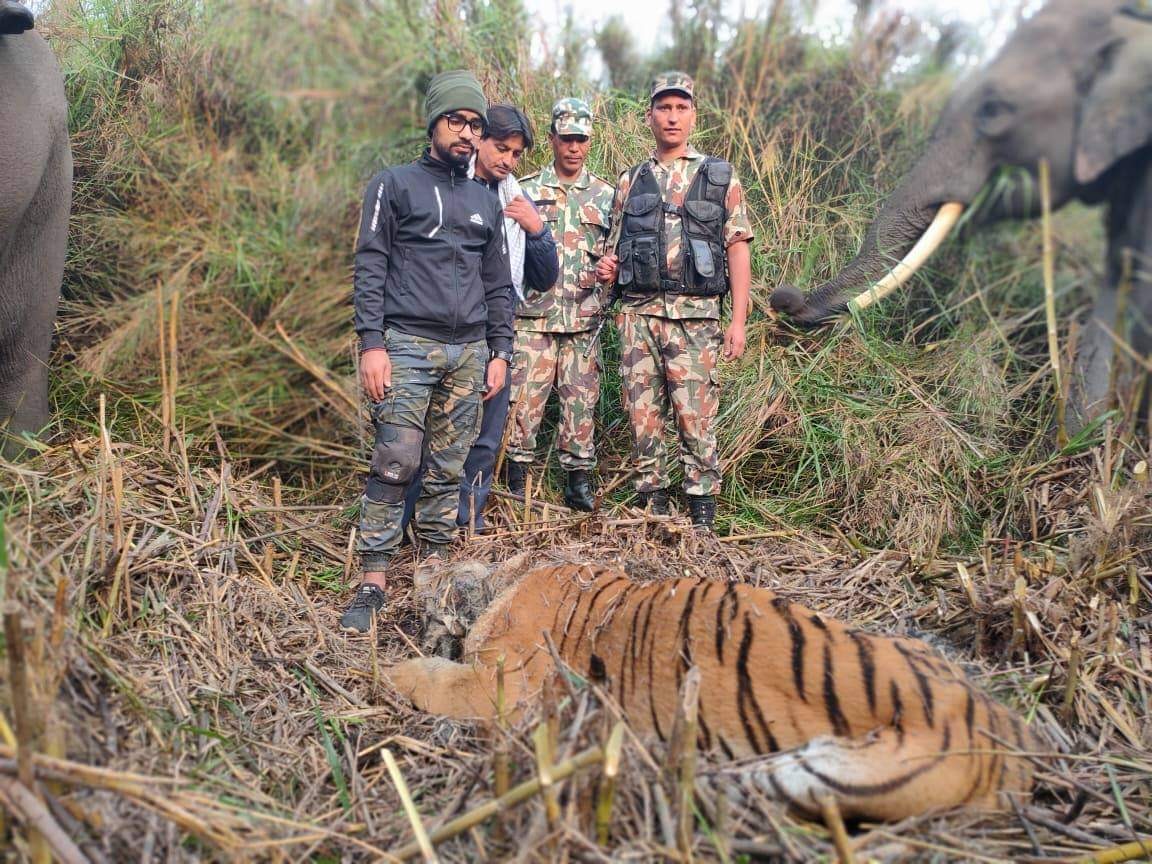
[616,157,732,297]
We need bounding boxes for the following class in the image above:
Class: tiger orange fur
[387,562,1042,821]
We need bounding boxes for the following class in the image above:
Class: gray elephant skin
[772,0,1152,427]
[0,15,71,455]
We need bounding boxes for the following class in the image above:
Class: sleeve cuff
[358,330,386,352]
[487,338,513,355]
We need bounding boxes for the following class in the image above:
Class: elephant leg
[1072,158,1152,433]
[0,170,68,457]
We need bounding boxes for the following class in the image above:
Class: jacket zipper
[449,172,459,342]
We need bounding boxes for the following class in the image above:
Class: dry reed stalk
[820,796,856,864]
[97,395,109,572]
[533,721,561,827]
[101,523,137,638]
[3,606,51,864]
[382,748,439,863]
[0,775,89,864]
[1073,838,1152,864]
[156,284,170,454]
[167,291,179,454]
[390,745,605,860]
[492,654,509,844]
[674,668,701,859]
[595,722,625,846]
[4,610,35,791]
[1039,159,1066,446]
[1062,634,1083,724]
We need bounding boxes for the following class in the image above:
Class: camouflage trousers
[357,330,485,572]
[506,328,599,470]
[617,312,722,496]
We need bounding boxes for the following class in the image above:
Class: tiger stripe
[392,564,1044,823]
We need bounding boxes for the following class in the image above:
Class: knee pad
[366,423,424,504]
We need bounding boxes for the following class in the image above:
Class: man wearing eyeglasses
[595,72,753,531]
[506,98,615,512]
[341,70,515,633]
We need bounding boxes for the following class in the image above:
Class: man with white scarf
[403,103,559,534]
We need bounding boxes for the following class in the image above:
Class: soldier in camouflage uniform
[509,98,616,511]
[597,72,753,530]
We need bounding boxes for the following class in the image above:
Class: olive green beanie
[425,70,488,134]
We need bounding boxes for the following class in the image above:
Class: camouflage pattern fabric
[519,165,615,333]
[650,70,695,100]
[358,329,485,570]
[551,97,593,136]
[606,146,755,320]
[506,329,599,470]
[617,312,721,496]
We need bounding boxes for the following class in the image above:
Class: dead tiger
[388,561,1043,821]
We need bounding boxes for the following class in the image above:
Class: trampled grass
[2,0,1149,860]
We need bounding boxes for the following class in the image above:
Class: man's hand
[723,321,747,361]
[360,348,392,402]
[595,253,618,284]
[483,358,509,401]
[504,196,543,235]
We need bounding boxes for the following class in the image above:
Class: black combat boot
[686,494,716,530]
[0,1,34,34]
[563,469,595,512]
[504,460,527,495]
[637,488,670,516]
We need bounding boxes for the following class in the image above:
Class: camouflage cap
[551,97,594,136]
[650,70,695,101]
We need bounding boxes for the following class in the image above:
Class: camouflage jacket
[607,146,754,320]
[518,164,615,332]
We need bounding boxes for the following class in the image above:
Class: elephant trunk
[771,197,964,324]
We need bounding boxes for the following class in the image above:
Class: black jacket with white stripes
[353,150,514,354]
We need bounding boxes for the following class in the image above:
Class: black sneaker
[339,583,387,633]
[637,488,670,516]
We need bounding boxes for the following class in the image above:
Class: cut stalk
[820,796,856,864]
[676,668,701,859]
[1061,635,1083,724]
[532,722,561,826]
[383,748,439,863]
[390,745,604,860]
[1039,159,1066,446]
[595,722,625,845]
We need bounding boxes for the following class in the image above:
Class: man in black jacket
[341,70,515,633]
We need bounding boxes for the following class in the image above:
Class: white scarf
[470,157,527,301]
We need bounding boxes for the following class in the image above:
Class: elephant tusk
[848,202,965,312]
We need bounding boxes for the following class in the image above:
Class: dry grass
[3,1,1150,860]
[2,419,1150,861]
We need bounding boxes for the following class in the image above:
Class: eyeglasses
[442,113,486,136]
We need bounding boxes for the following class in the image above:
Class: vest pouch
[683,199,723,235]
[704,160,732,189]
[622,193,661,233]
[617,239,635,287]
[630,235,661,290]
[688,237,717,278]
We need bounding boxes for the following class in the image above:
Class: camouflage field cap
[650,70,695,101]
[551,97,594,136]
